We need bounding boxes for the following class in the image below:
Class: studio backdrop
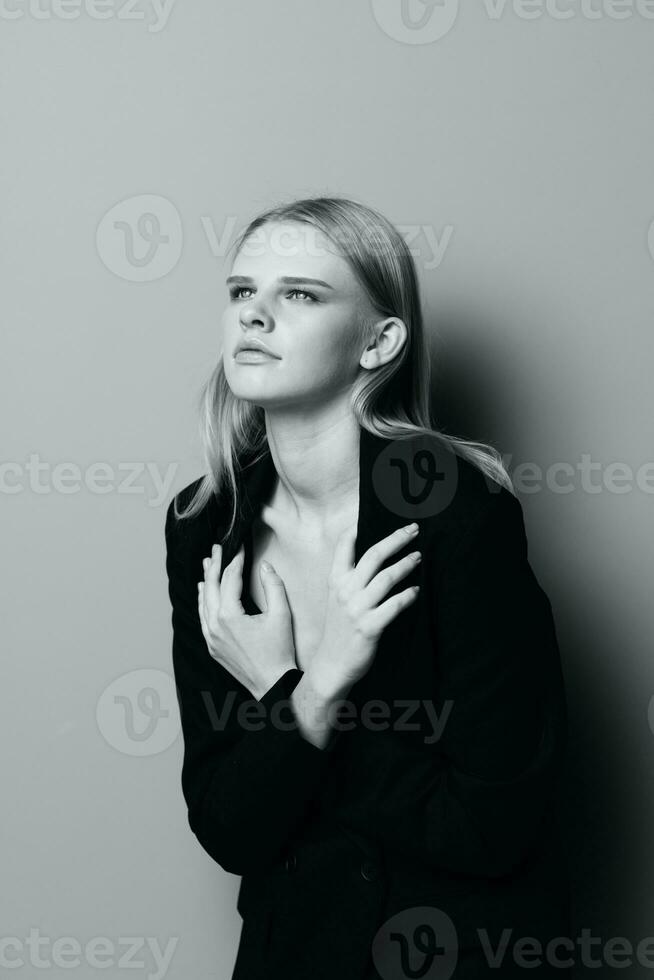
[2,2,653,978]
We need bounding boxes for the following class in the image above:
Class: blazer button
[360,861,378,882]
[285,853,297,873]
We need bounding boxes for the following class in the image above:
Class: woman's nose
[239,302,271,329]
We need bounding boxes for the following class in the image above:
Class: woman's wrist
[289,677,332,750]
[285,665,353,750]
[254,662,299,701]
[251,660,353,749]
[303,661,352,703]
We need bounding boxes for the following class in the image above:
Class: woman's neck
[262,409,360,537]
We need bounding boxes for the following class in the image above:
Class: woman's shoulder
[165,475,231,566]
[403,433,519,536]
[404,436,525,580]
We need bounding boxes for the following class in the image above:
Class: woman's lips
[234,349,280,363]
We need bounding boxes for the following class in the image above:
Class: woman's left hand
[197,542,297,699]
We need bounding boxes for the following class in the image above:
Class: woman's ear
[360,317,408,369]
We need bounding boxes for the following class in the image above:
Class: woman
[165,196,571,979]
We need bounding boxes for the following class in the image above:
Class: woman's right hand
[307,522,422,698]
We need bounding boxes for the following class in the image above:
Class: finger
[259,561,290,616]
[331,521,358,577]
[197,582,209,637]
[220,543,246,615]
[353,523,419,589]
[361,550,421,610]
[203,545,222,619]
[362,584,420,635]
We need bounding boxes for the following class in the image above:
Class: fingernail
[404,523,419,534]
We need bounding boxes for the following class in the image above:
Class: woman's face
[221,220,375,410]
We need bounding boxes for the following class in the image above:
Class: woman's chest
[247,520,334,672]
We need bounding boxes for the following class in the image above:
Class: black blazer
[165,426,571,980]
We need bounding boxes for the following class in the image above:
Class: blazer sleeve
[165,499,331,876]
[368,489,568,878]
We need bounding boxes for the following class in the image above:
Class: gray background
[2,1,653,977]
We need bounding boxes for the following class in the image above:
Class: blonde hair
[173,195,514,536]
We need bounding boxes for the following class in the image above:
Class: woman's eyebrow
[226,275,334,289]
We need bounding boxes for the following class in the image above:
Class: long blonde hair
[173,196,514,536]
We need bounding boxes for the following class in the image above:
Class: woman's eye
[229,286,253,300]
[287,288,317,302]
